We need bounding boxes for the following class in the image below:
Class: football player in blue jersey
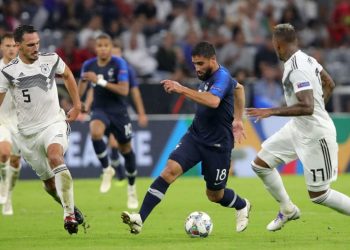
[107,40,148,185]
[82,40,149,186]
[78,34,138,209]
[121,41,250,234]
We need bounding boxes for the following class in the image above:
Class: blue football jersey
[189,66,237,150]
[81,56,129,114]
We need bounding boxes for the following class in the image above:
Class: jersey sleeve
[128,64,139,88]
[115,57,129,83]
[0,71,9,93]
[209,72,236,100]
[289,69,313,93]
[80,60,89,78]
[55,54,66,74]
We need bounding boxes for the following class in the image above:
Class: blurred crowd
[1,0,350,113]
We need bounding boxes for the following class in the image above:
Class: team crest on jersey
[204,82,209,91]
[108,68,114,78]
[108,68,115,82]
[40,64,50,75]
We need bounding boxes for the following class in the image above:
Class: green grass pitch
[1,174,350,250]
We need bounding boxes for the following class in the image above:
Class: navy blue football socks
[139,176,169,222]
[218,188,246,210]
[122,151,136,185]
[111,148,125,180]
[92,139,109,168]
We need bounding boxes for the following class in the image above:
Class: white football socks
[7,165,21,191]
[311,189,350,215]
[52,164,74,218]
[252,161,294,213]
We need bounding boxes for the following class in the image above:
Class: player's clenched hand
[66,106,81,122]
[232,120,247,144]
[245,108,272,123]
[82,72,98,83]
[161,80,183,94]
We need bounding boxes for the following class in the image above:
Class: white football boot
[121,211,143,234]
[2,192,13,216]
[100,166,115,193]
[267,205,301,231]
[236,199,251,232]
[127,185,139,209]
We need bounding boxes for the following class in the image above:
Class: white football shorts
[258,121,338,192]
[19,121,69,180]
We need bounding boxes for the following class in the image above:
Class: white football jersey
[0,58,18,133]
[282,50,336,138]
[0,53,66,136]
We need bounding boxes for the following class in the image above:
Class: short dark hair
[112,39,123,49]
[96,33,112,41]
[191,41,216,58]
[1,32,14,43]
[14,25,37,43]
[272,23,297,43]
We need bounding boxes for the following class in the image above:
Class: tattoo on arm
[320,69,335,104]
[271,89,314,116]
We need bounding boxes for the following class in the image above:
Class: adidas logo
[18,72,25,77]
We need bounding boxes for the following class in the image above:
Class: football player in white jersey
[246,23,350,231]
[0,25,84,234]
[0,33,21,216]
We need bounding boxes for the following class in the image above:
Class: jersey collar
[284,50,301,66]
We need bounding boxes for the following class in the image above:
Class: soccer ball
[184,211,213,238]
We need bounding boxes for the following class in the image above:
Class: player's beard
[197,68,212,81]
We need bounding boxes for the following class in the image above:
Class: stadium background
[1,0,349,179]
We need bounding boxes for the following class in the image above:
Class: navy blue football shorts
[169,132,231,191]
[91,109,132,144]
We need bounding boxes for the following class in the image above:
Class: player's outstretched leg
[52,164,77,234]
[311,189,350,215]
[121,176,170,234]
[44,182,87,232]
[252,160,299,231]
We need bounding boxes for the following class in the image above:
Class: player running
[121,41,250,234]
[78,34,138,209]
[0,25,84,234]
[247,23,350,231]
[0,33,21,216]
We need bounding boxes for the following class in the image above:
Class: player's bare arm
[130,87,148,127]
[233,82,246,143]
[62,66,81,121]
[81,71,129,96]
[161,79,220,108]
[246,89,314,122]
[320,69,335,104]
[0,92,5,106]
[77,78,89,97]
